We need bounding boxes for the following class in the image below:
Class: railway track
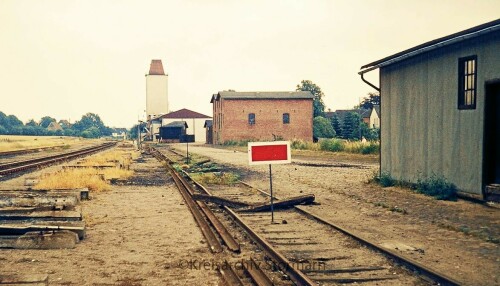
[0,142,117,178]
[150,146,462,285]
[0,145,67,158]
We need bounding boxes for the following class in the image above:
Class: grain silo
[145,59,169,119]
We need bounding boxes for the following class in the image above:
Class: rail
[0,142,117,176]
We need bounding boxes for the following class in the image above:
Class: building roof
[360,18,500,73]
[372,105,380,117]
[148,59,165,75]
[204,120,212,128]
[211,91,314,102]
[327,109,371,121]
[159,108,211,119]
[47,121,63,131]
[162,121,188,128]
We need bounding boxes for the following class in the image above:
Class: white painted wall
[369,108,380,128]
[162,118,209,142]
[146,75,169,117]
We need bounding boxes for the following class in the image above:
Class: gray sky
[0,0,498,128]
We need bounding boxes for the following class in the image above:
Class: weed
[319,138,344,152]
[376,171,395,187]
[416,174,457,200]
[190,172,240,185]
[290,139,319,151]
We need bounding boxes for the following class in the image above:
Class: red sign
[248,141,291,165]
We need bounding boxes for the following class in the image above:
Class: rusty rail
[149,148,240,253]
[187,172,315,286]
[0,142,117,177]
[240,180,462,286]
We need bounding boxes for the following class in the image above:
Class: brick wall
[213,98,313,144]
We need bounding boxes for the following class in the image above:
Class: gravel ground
[171,143,500,286]
[0,151,220,285]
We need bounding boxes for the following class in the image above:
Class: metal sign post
[186,140,189,164]
[248,141,291,223]
[269,164,274,222]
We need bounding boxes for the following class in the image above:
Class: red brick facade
[211,91,313,144]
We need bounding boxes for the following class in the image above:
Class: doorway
[483,81,500,190]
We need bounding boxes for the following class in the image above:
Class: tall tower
[145,59,169,119]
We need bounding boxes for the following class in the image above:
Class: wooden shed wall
[380,31,500,195]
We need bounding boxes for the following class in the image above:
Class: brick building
[210,91,314,144]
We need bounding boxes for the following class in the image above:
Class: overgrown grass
[34,149,136,192]
[0,135,77,152]
[292,138,379,154]
[372,171,457,201]
[223,139,255,147]
[291,139,320,151]
[190,172,240,185]
[416,174,457,200]
[35,168,112,192]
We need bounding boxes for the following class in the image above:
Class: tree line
[0,112,117,138]
[296,80,380,141]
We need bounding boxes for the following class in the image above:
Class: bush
[223,140,238,146]
[291,139,319,150]
[377,171,395,187]
[319,138,344,152]
[416,174,457,200]
[361,142,380,154]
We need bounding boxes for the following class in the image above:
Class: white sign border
[248,141,291,165]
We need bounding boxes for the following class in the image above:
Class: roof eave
[360,19,500,74]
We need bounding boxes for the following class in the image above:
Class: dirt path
[0,153,220,285]
[172,143,500,286]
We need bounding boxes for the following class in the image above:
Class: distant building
[369,105,380,129]
[159,121,188,143]
[146,59,169,119]
[157,108,211,143]
[204,120,213,144]
[325,109,371,125]
[58,120,71,129]
[210,91,314,144]
[359,19,500,199]
[46,122,63,132]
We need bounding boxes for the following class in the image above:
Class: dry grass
[0,135,79,152]
[79,150,138,169]
[34,149,138,192]
[35,168,112,192]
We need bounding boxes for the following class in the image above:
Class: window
[248,113,255,125]
[283,113,290,124]
[458,55,477,109]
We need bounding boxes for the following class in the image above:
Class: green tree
[330,114,342,137]
[313,116,335,139]
[359,92,380,109]
[7,115,23,128]
[341,112,361,140]
[39,116,56,128]
[129,122,146,139]
[26,119,38,127]
[0,125,8,134]
[73,113,111,136]
[296,80,326,117]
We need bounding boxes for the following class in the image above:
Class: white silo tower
[145,59,169,119]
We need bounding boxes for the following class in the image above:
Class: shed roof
[360,18,500,72]
[162,121,188,128]
[148,59,165,75]
[211,91,314,102]
[159,108,211,119]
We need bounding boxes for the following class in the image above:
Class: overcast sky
[0,0,498,128]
